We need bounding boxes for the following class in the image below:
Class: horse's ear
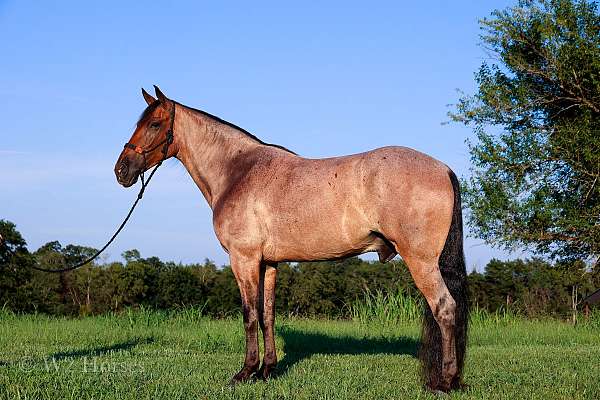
[154,85,169,103]
[141,88,156,105]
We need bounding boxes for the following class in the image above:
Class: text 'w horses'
[115,86,468,393]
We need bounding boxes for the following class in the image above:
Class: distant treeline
[1,220,599,319]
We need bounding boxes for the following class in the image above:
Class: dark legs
[257,262,278,380]
[230,254,261,384]
[230,255,278,384]
[403,256,458,392]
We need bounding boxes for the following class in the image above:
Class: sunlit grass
[0,308,598,399]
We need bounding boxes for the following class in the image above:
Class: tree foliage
[1,220,598,319]
[451,0,600,261]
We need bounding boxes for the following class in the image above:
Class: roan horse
[115,86,469,393]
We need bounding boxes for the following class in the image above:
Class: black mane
[179,102,297,155]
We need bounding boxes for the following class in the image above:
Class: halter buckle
[124,143,144,154]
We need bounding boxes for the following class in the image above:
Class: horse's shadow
[275,326,419,377]
[0,336,154,369]
[50,336,154,360]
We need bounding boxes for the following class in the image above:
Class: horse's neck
[174,105,262,208]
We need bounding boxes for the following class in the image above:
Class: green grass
[0,308,599,400]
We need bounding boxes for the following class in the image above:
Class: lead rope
[16,103,176,273]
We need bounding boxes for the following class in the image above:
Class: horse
[115,86,469,393]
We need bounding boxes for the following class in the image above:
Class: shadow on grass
[50,336,155,361]
[276,326,419,377]
[0,337,154,370]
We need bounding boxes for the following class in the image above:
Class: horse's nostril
[118,162,129,177]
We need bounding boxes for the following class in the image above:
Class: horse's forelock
[136,101,161,126]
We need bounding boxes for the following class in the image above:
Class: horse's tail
[420,169,469,390]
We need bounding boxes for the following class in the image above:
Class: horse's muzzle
[115,157,140,188]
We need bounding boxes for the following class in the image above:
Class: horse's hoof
[228,378,246,387]
[229,370,254,386]
[451,378,468,391]
[255,364,277,381]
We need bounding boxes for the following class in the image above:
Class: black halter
[124,101,175,161]
[123,102,175,189]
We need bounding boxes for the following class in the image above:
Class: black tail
[419,170,469,391]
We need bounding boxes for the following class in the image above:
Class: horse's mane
[137,101,296,155]
[179,102,297,155]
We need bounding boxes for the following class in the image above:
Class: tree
[450,0,600,261]
[0,220,36,311]
[122,249,141,263]
[2,219,598,318]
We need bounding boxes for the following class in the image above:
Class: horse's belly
[260,197,380,262]
[263,228,377,262]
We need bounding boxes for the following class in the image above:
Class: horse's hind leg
[257,262,278,379]
[229,252,262,384]
[402,256,457,392]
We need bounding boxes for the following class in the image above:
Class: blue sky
[0,1,526,270]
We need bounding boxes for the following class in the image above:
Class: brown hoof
[256,363,277,381]
[451,379,468,391]
[229,367,258,386]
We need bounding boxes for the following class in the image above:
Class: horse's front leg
[257,262,278,380]
[229,252,261,384]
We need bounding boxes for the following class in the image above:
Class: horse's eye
[150,122,161,129]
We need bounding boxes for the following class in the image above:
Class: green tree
[451,0,600,261]
[122,249,141,263]
[2,219,597,318]
[0,220,35,311]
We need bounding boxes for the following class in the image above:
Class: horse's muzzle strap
[124,143,144,154]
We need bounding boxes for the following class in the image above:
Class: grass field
[0,308,599,400]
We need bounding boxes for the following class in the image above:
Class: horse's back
[280,146,453,206]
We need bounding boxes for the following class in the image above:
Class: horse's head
[115,86,177,187]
